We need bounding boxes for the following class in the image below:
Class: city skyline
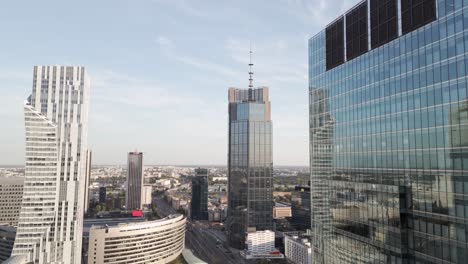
[0,0,359,166]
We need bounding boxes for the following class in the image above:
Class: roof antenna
[248,42,254,89]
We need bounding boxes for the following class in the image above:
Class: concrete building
[142,185,152,206]
[0,177,23,226]
[227,84,274,249]
[243,230,283,260]
[284,233,312,264]
[190,168,208,220]
[273,203,292,219]
[87,214,186,264]
[11,66,91,264]
[0,225,16,262]
[126,151,143,210]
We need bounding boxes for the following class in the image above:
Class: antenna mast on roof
[248,42,254,88]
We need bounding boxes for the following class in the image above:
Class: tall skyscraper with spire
[227,50,273,249]
[9,66,91,264]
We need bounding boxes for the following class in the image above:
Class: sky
[0,0,357,166]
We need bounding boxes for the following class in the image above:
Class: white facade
[284,234,312,264]
[142,185,152,206]
[11,66,91,264]
[246,230,275,254]
[0,177,24,226]
[87,214,186,264]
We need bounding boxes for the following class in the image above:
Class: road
[154,197,245,264]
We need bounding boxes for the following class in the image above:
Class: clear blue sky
[0,0,356,166]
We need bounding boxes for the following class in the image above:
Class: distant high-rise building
[291,185,311,231]
[99,187,106,204]
[0,177,23,226]
[190,168,208,221]
[10,66,90,264]
[126,151,143,210]
[309,1,468,263]
[84,150,92,214]
[227,56,273,248]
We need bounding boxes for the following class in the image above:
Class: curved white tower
[11,66,91,264]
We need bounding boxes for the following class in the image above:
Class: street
[154,197,245,264]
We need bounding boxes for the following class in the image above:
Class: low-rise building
[284,233,312,264]
[87,214,186,264]
[0,177,24,226]
[242,230,284,260]
[273,202,292,219]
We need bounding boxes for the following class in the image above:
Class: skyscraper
[126,151,143,210]
[191,168,209,221]
[227,55,273,248]
[10,66,90,264]
[309,0,468,263]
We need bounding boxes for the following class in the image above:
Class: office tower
[10,66,90,264]
[99,187,106,204]
[227,55,273,248]
[190,168,209,220]
[309,0,468,263]
[126,151,143,210]
[84,150,92,214]
[291,185,311,231]
[0,177,23,226]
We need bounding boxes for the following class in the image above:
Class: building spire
[248,42,254,88]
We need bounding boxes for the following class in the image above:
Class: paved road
[154,197,245,264]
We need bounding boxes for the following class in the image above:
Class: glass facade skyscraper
[309,0,468,263]
[191,168,209,221]
[227,87,273,249]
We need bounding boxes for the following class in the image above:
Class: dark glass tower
[191,168,209,221]
[291,184,311,231]
[309,0,467,263]
[227,87,273,249]
[126,151,143,210]
[99,187,106,204]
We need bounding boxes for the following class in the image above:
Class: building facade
[87,214,186,264]
[99,186,106,204]
[0,177,23,226]
[309,0,468,263]
[243,230,283,260]
[142,185,153,206]
[291,185,311,231]
[227,87,273,249]
[10,66,90,264]
[126,151,143,210]
[284,233,312,264]
[0,225,16,262]
[190,168,209,221]
[273,203,292,219]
